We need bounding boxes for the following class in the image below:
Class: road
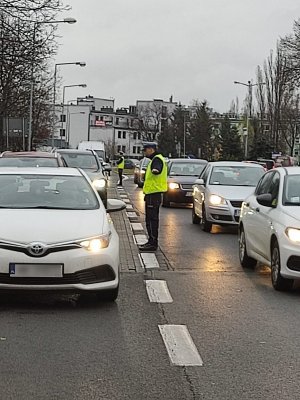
[1,176,300,399]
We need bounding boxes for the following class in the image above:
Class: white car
[0,168,125,301]
[192,161,265,232]
[239,167,300,291]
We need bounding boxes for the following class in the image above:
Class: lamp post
[234,80,265,159]
[60,84,87,147]
[52,62,86,147]
[28,17,77,151]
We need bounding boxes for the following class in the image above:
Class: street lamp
[52,62,86,147]
[60,84,87,147]
[234,80,265,158]
[28,17,77,151]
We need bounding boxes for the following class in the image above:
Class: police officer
[116,151,125,186]
[139,142,167,252]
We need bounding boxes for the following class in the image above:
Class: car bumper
[206,204,241,225]
[165,189,194,203]
[278,235,300,279]
[0,235,119,292]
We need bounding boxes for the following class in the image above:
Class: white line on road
[126,211,138,219]
[140,253,160,269]
[134,234,147,245]
[158,325,203,367]
[120,194,128,198]
[131,223,144,232]
[126,204,133,210]
[145,280,173,303]
[123,199,131,203]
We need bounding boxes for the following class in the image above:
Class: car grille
[211,214,233,222]
[180,184,194,190]
[0,243,80,258]
[0,265,116,285]
[230,200,243,208]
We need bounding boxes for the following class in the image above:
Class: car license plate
[234,209,241,217]
[9,263,63,278]
[186,192,193,197]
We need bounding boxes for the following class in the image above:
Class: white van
[78,141,105,160]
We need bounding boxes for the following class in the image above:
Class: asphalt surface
[1,175,300,400]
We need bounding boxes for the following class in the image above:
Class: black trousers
[118,169,123,186]
[145,193,162,246]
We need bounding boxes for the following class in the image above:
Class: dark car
[134,157,150,187]
[0,151,65,167]
[162,158,208,207]
[56,149,108,207]
[124,158,140,169]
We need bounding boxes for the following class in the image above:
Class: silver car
[192,161,265,232]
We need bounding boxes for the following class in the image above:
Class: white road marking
[126,204,133,210]
[120,194,128,198]
[127,211,138,219]
[123,199,131,203]
[158,325,203,366]
[131,223,143,232]
[134,234,147,245]
[140,253,160,269]
[145,280,173,303]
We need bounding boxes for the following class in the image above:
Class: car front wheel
[162,195,171,207]
[192,203,200,224]
[271,241,293,291]
[96,285,119,302]
[201,205,212,232]
[239,227,257,268]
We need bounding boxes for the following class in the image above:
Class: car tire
[162,195,171,208]
[134,175,138,184]
[102,195,108,208]
[137,181,143,188]
[201,205,212,232]
[271,241,293,291]
[192,203,200,224]
[96,285,119,302]
[239,227,257,268]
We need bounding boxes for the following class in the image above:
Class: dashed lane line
[126,204,133,210]
[123,199,131,203]
[126,211,138,220]
[158,325,203,367]
[133,234,147,245]
[131,223,144,232]
[140,253,160,269]
[145,280,173,303]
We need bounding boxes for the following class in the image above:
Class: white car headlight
[285,228,300,243]
[80,233,111,251]
[209,194,226,206]
[169,182,179,190]
[92,178,106,189]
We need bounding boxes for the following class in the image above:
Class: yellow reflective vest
[118,157,125,169]
[143,154,168,194]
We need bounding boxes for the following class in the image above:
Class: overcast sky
[55,0,300,111]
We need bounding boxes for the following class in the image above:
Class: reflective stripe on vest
[143,154,168,194]
[118,157,125,169]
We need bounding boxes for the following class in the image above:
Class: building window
[100,116,104,121]
[133,132,137,140]
[116,117,119,125]
[133,146,136,154]
[117,145,121,152]
[118,131,121,139]
[138,133,141,140]
[122,145,126,153]
[137,146,141,154]
[123,131,126,139]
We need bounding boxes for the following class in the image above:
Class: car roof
[0,167,82,176]
[279,166,300,175]
[208,161,264,168]
[169,158,207,163]
[1,151,57,158]
[57,149,94,155]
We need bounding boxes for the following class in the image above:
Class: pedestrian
[139,142,167,252]
[116,151,125,186]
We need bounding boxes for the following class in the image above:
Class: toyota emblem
[28,242,46,257]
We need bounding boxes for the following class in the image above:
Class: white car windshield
[283,175,300,205]
[0,157,58,167]
[169,162,206,177]
[209,166,264,186]
[0,174,99,210]
[62,153,99,170]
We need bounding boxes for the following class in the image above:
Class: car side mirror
[195,178,205,186]
[256,193,273,207]
[106,199,126,212]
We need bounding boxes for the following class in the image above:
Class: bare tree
[137,103,167,141]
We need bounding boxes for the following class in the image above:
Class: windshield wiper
[284,202,300,206]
